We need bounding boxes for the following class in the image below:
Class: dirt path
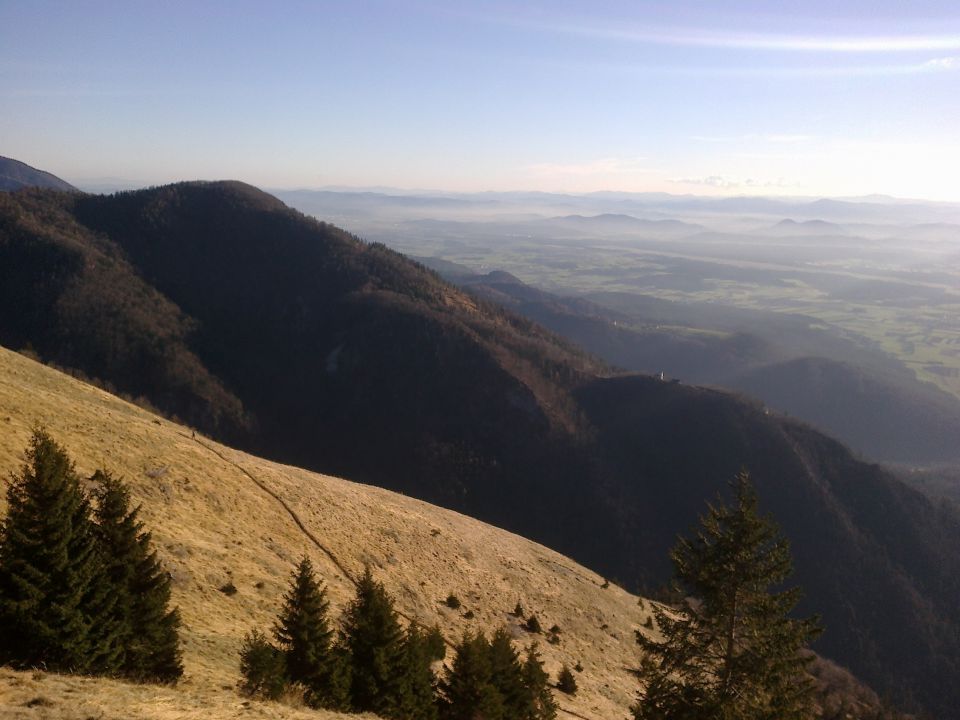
[181,431,589,718]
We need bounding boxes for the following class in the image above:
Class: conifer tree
[439,631,503,720]
[634,472,821,720]
[520,643,558,720]
[341,565,407,717]
[396,623,439,720]
[488,628,528,718]
[326,640,354,712]
[273,556,340,708]
[0,429,122,673]
[239,629,287,700]
[423,624,447,662]
[92,470,183,682]
[556,664,577,695]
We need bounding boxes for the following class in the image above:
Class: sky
[2,0,960,200]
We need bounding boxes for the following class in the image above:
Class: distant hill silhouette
[1,182,959,717]
[766,218,850,236]
[0,156,76,191]
[537,213,703,237]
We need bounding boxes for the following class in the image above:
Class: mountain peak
[0,156,77,192]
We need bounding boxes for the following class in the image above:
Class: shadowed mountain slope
[0,345,907,720]
[2,183,960,716]
[454,269,960,464]
[0,345,643,719]
[0,189,248,436]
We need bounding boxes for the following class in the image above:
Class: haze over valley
[276,188,960,470]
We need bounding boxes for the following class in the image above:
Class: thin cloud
[675,175,793,190]
[678,175,741,189]
[923,56,960,70]
[688,61,955,77]
[691,134,814,144]
[567,57,960,79]
[545,21,960,53]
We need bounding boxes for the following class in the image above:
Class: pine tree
[273,556,340,708]
[634,472,821,720]
[396,623,439,720]
[520,643,558,720]
[341,565,407,717]
[488,628,528,719]
[423,624,447,662]
[92,470,183,682]
[0,429,122,673]
[438,631,503,720]
[556,664,577,695]
[239,629,287,700]
[325,640,354,712]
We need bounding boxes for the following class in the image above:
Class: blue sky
[2,0,959,199]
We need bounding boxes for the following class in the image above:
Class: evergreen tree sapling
[92,470,183,682]
[556,664,577,695]
[424,624,447,662]
[239,630,287,700]
[488,628,529,719]
[440,632,557,720]
[0,429,122,673]
[521,643,558,720]
[272,556,340,707]
[634,471,821,720]
[397,623,439,720]
[439,631,503,720]
[325,640,354,712]
[341,565,407,717]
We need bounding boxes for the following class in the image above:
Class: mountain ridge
[0,344,908,720]
[453,270,960,464]
[0,343,648,719]
[0,155,77,192]
[2,181,959,716]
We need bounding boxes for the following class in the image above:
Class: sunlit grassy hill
[0,345,650,719]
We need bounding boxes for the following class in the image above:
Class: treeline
[0,429,182,681]
[241,559,559,720]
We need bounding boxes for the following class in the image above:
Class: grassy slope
[0,345,648,719]
[0,667,369,720]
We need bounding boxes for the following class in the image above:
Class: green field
[389,232,960,401]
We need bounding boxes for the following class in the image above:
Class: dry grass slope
[0,667,370,720]
[0,345,658,720]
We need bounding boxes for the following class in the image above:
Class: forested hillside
[2,183,959,716]
[452,269,960,465]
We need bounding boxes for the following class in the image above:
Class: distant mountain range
[765,218,851,236]
[534,214,704,237]
[275,188,960,226]
[2,179,960,716]
[0,156,76,192]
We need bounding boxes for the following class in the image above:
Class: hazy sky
[3,0,960,199]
